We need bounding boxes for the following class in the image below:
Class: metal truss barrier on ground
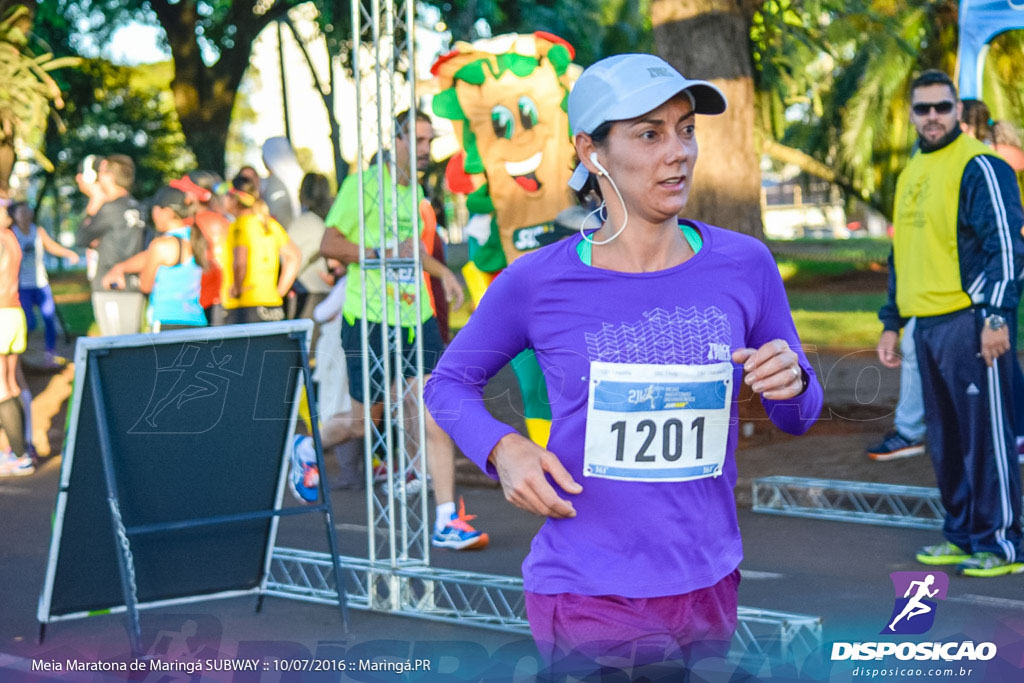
[752,476,959,529]
[265,547,823,663]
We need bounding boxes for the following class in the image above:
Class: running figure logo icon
[130,340,248,434]
[882,571,949,635]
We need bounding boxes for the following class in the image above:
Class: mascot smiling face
[432,33,577,263]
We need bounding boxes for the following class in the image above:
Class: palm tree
[756,1,960,219]
[0,1,76,195]
[981,28,1024,131]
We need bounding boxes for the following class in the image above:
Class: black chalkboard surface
[39,321,314,623]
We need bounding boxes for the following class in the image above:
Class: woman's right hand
[488,432,582,519]
[101,267,125,291]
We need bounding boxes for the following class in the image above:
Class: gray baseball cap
[567,53,727,191]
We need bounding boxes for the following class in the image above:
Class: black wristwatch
[984,314,1007,331]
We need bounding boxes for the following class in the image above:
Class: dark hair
[960,99,992,142]
[151,186,193,220]
[103,154,135,189]
[574,120,613,205]
[299,173,333,220]
[232,174,260,197]
[231,173,272,234]
[395,109,432,140]
[909,69,957,101]
[188,170,224,196]
[152,185,208,270]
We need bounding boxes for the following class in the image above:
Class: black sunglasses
[912,101,955,116]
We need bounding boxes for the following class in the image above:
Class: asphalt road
[4,449,1024,682]
[2,359,1023,681]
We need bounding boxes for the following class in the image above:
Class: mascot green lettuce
[431,32,578,446]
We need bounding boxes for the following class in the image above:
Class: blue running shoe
[431,497,489,550]
[867,430,924,461]
[289,435,320,504]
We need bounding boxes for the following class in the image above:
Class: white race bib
[386,265,417,285]
[583,361,733,482]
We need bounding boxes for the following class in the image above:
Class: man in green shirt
[292,111,488,550]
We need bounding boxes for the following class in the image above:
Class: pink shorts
[525,568,740,671]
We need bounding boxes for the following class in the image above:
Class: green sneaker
[957,552,1024,578]
[916,542,970,565]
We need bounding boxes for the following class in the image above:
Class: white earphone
[580,151,629,247]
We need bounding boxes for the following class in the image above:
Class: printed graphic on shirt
[512,222,574,251]
[124,208,145,230]
[584,306,732,365]
[897,176,930,231]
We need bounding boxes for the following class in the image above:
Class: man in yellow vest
[877,70,1024,577]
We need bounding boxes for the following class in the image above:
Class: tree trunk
[0,138,12,196]
[153,0,278,177]
[284,17,347,186]
[328,62,347,186]
[651,0,763,239]
[168,48,245,177]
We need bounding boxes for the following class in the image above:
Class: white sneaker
[0,454,35,477]
[381,472,430,497]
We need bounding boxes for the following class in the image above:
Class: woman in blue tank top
[101,186,208,331]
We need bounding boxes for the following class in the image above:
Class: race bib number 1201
[583,361,733,482]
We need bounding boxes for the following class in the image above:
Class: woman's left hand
[732,339,805,400]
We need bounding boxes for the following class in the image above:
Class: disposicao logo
[883,571,947,635]
[830,571,997,662]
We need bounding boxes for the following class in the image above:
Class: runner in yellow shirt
[221,175,301,324]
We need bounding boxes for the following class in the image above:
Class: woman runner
[425,54,823,673]
[12,202,79,364]
[221,175,301,324]
[101,186,208,331]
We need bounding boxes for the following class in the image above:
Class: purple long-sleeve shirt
[425,222,822,597]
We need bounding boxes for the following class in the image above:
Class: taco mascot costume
[431,32,577,446]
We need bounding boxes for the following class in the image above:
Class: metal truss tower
[266,2,823,665]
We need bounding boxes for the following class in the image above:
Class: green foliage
[439,0,651,66]
[27,4,191,202]
[0,2,78,172]
[47,58,194,199]
[66,0,302,57]
[754,1,961,219]
[982,29,1024,133]
[768,238,891,264]
[787,290,887,313]
[789,309,883,349]
[779,256,889,349]
[54,297,97,336]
